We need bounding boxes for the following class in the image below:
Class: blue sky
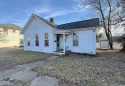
[0,0,97,27]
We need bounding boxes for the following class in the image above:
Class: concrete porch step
[53,52,65,55]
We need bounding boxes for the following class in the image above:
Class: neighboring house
[0,24,23,48]
[21,14,100,55]
[96,27,123,49]
[96,36,122,49]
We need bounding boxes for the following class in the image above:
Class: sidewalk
[0,56,59,86]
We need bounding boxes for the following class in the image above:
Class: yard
[0,49,51,65]
[33,50,125,86]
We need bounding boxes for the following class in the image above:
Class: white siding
[65,34,72,50]
[59,30,96,54]
[23,17,55,53]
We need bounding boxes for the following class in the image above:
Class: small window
[20,39,23,44]
[3,29,8,35]
[27,36,30,46]
[73,33,78,46]
[35,34,39,46]
[13,29,16,33]
[6,29,8,35]
[44,33,49,46]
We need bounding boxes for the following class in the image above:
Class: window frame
[73,33,78,46]
[44,33,49,46]
[27,36,30,46]
[35,34,39,46]
[13,29,16,33]
[3,29,8,35]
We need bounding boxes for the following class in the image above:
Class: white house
[21,14,100,55]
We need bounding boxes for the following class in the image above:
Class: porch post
[63,34,66,54]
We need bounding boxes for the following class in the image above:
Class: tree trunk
[108,37,113,49]
[121,43,125,52]
[109,32,113,49]
[109,40,113,49]
[106,31,113,49]
[121,38,125,52]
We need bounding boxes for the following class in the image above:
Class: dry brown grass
[33,50,125,86]
[0,49,51,64]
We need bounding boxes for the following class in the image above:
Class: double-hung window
[27,36,30,46]
[73,33,78,46]
[35,34,39,46]
[44,33,49,46]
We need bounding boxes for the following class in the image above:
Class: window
[44,33,49,46]
[6,29,8,35]
[73,33,78,46]
[27,36,30,46]
[3,29,8,35]
[35,34,39,46]
[13,29,16,33]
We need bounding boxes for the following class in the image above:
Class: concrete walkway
[0,56,59,86]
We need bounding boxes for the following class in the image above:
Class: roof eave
[58,26,100,31]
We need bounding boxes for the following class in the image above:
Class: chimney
[50,18,54,23]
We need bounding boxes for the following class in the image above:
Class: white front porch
[53,30,72,55]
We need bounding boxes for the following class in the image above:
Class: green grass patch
[1,49,51,64]
[33,50,125,86]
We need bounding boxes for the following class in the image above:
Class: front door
[57,35,60,51]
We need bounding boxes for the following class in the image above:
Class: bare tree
[116,33,125,52]
[112,0,125,26]
[76,0,125,49]
[114,0,125,52]
[121,34,125,52]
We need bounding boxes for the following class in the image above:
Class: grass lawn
[0,49,51,64]
[33,50,125,86]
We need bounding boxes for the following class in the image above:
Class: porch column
[63,34,66,54]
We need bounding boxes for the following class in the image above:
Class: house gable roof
[21,14,56,34]
[34,14,56,28]
[0,23,21,30]
[21,14,100,34]
[57,18,100,30]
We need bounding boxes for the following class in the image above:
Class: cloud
[35,8,49,14]
[12,19,27,27]
[0,13,28,27]
[85,5,90,9]
[73,0,90,9]
[25,0,52,16]
[43,9,83,19]
[25,4,84,19]
[0,0,87,27]
[43,11,65,18]
[26,7,50,16]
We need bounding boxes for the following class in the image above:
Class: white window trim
[44,33,49,47]
[73,33,78,46]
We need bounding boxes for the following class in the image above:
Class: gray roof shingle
[57,18,100,30]
[35,14,100,30]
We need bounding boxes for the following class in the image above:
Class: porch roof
[53,30,72,34]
